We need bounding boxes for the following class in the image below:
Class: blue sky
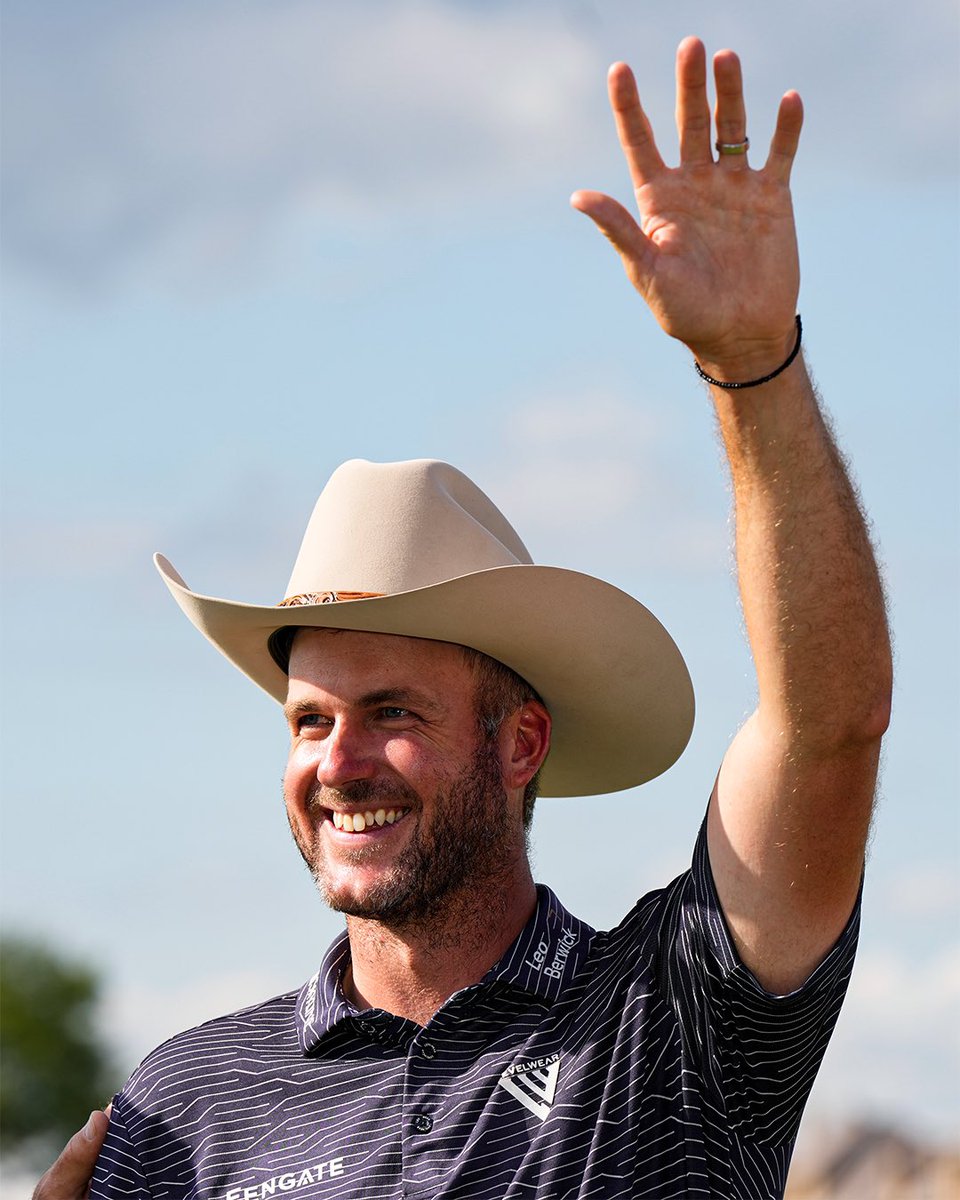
[2,0,958,1157]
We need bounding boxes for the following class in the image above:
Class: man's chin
[314,867,417,922]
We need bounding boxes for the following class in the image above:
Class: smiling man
[282,629,549,1023]
[285,632,542,921]
[41,38,890,1200]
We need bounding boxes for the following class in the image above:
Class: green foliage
[1,935,117,1162]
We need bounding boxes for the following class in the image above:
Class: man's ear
[499,700,552,792]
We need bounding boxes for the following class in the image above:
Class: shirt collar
[482,884,594,1003]
[295,930,354,1055]
[295,885,594,1055]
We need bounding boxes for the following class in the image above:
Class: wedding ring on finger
[716,138,750,155]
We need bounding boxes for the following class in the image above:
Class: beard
[288,739,520,928]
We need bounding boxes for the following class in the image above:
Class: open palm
[573,39,802,379]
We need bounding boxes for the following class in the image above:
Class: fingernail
[82,1111,98,1141]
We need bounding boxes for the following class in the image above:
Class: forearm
[575,38,892,987]
[709,353,892,754]
[694,347,893,992]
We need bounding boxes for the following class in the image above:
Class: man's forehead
[285,627,474,694]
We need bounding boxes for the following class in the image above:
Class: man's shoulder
[592,867,694,952]
[119,985,304,1112]
[547,868,695,1008]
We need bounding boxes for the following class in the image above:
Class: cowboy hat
[155,458,694,797]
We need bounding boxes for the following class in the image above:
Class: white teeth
[332,807,409,832]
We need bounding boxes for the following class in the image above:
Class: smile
[329,807,411,833]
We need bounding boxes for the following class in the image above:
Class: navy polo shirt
[91,823,859,1200]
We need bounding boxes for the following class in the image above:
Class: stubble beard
[288,740,520,930]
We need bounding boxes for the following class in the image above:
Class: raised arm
[573,38,892,994]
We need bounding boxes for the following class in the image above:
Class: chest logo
[497,1053,560,1122]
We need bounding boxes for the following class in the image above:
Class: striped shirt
[91,821,859,1199]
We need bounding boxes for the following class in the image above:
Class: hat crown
[285,459,533,599]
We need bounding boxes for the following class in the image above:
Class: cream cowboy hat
[155,458,694,797]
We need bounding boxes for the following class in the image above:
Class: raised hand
[572,37,802,383]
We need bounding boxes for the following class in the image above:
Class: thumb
[33,1108,112,1200]
[570,190,654,289]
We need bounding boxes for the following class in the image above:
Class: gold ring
[716,138,749,155]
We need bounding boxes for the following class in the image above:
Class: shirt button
[420,1041,437,1059]
[412,1114,433,1134]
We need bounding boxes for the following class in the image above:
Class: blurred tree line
[1,935,117,1165]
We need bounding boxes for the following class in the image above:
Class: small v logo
[497,1055,560,1122]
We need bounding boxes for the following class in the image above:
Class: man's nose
[315,719,377,789]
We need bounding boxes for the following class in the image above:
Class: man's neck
[343,873,538,1027]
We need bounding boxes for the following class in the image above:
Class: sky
[2,0,958,1165]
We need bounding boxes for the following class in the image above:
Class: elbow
[861,649,894,742]
[784,666,893,758]
[834,630,894,748]
[855,691,892,744]
[831,669,893,751]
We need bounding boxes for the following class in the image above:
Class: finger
[765,90,803,183]
[675,37,712,165]
[713,49,749,169]
[607,61,665,190]
[570,189,656,288]
[33,1110,110,1200]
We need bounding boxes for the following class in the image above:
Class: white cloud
[850,945,960,1031]
[487,385,727,572]
[510,392,659,446]
[3,1,600,289]
[4,0,955,291]
[2,515,160,582]
[809,943,960,1139]
[2,465,300,593]
[876,862,960,921]
[497,453,648,524]
[491,392,654,534]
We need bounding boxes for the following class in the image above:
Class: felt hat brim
[155,554,694,798]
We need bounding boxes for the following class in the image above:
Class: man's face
[283,629,526,926]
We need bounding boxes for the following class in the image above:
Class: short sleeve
[665,816,861,1146]
[89,1094,153,1200]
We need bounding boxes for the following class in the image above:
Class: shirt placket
[399,1021,459,1198]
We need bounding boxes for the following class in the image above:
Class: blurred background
[2,1,957,1194]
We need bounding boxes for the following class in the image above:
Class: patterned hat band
[278,590,384,607]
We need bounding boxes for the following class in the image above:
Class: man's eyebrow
[283,697,320,723]
[283,687,445,722]
[357,687,443,713]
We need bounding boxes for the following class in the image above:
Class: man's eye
[297,714,325,729]
[380,707,410,720]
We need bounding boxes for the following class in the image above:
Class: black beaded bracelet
[694,315,803,390]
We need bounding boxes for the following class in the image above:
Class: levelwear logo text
[497,1054,561,1122]
[224,1159,345,1200]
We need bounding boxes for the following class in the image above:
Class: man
[35,38,890,1200]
